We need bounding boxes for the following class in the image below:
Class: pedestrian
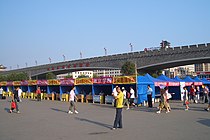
[112,86,118,107]
[183,87,189,111]
[189,84,196,103]
[9,87,20,113]
[147,85,153,108]
[165,86,172,111]
[0,87,3,99]
[202,85,209,104]
[112,86,124,130]
[195,86,200,103]
[156,86,170,114]
[204,88,210,111]
[129,86,136,107]
[122,87,130,110]
[68,86,79,114]
[17,87,22,102]
[36,87,41,101]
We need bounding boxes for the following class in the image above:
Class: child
[183,87,189,111]
[9,100,16,113]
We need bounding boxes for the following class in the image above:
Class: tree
[46,72,56,79]
[77,74,89,78]
[121,61,136,76]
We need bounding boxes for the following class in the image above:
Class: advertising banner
[21,80,28,86]
[113,76,136,84]
[75,78,93,85]
[48,80,60,85]
[7,81,13,86]
[60,79,74,86]
[28,80,38,86]
[0,81,7,86]
[93,77,113,84]
[13,81,21,86]
[37,80,48,86]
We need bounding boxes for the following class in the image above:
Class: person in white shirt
[0,87,3,99]
[122,87,130,110]
[17,87,22,102]
[68,87,78,114]
[130,87,136,107]
[112,86,118,106]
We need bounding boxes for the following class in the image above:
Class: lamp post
[17,64,19,69]
[129,43,133,52]
[80,52,82,59]
[104,48,107,56]
[35,60,37,66]
[25,62,28,67]
[62,55,66,62]
[49,57,52,63]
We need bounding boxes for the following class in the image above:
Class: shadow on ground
[75,117,112,129]
[197,118,210,127]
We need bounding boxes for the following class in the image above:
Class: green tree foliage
[121,61,136,76]
[46,72,56,79]
[65,74,73,79]
[0,72,29,82]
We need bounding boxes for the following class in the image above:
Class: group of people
[182,84,210,111]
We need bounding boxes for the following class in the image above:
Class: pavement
[0,97,210,140]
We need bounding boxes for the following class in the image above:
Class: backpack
[126,92,131,99]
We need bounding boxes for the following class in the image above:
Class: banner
[93,77,113,84]
[28,80,37,86]
[13,81,21,86]
[75,78,93,85]
[0,81,7,86]
[37,80,48,86]
[113,76,136,84]
[60,79,74,86]
[154,82,168,87]
[7,81,13,86]
[48,80,60,85]
[21,80,28,86]
[167,82,180,86]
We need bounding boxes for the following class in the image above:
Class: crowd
[1,83,209,131]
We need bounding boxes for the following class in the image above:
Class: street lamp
[49,57,52,63]
[17,64,19,69]
[129,43,133,52]
[104,48,107,56]
[80,52,82,59]
[25,62,28,67]
[35,60,37,66]
[62,54,66,61]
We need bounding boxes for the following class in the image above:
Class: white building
[93,69,121,77]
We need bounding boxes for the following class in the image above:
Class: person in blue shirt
[147,85,153,108]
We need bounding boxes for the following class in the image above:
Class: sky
[0,0,210,70]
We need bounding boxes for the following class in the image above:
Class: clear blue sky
[0,0,210,69]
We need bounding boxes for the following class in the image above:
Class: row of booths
[1,74,210,105]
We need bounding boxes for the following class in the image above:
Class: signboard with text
[93,77,113,84]
[75,78,93,85]
[113,76,136,84]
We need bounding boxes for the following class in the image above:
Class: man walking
[68,86,79,114]
[112,86,124,130]
[17,87,22,102]
[10,87,20,113]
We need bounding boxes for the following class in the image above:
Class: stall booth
[20,80,29,98]
[173,76,186,101]
[157,74,180,100]
[0,81,8,97]
[137,74,167,105]
[59,79,74,102]
[6,81,14,97]
[28,80,37,99]
[47,80,60,101]
[113,75,137,104]
[37,80,48,100]
[75,78,93,103]
[93,77,113,104]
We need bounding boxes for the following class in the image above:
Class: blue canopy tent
[201,78,210,85]
[137,74,167,104]
[157,74,180,100]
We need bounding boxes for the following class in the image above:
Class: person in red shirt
[36,87,41,101]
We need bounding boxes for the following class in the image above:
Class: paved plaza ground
[0,97,210,140]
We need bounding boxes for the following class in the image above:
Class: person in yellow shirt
[112,86,124,130]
